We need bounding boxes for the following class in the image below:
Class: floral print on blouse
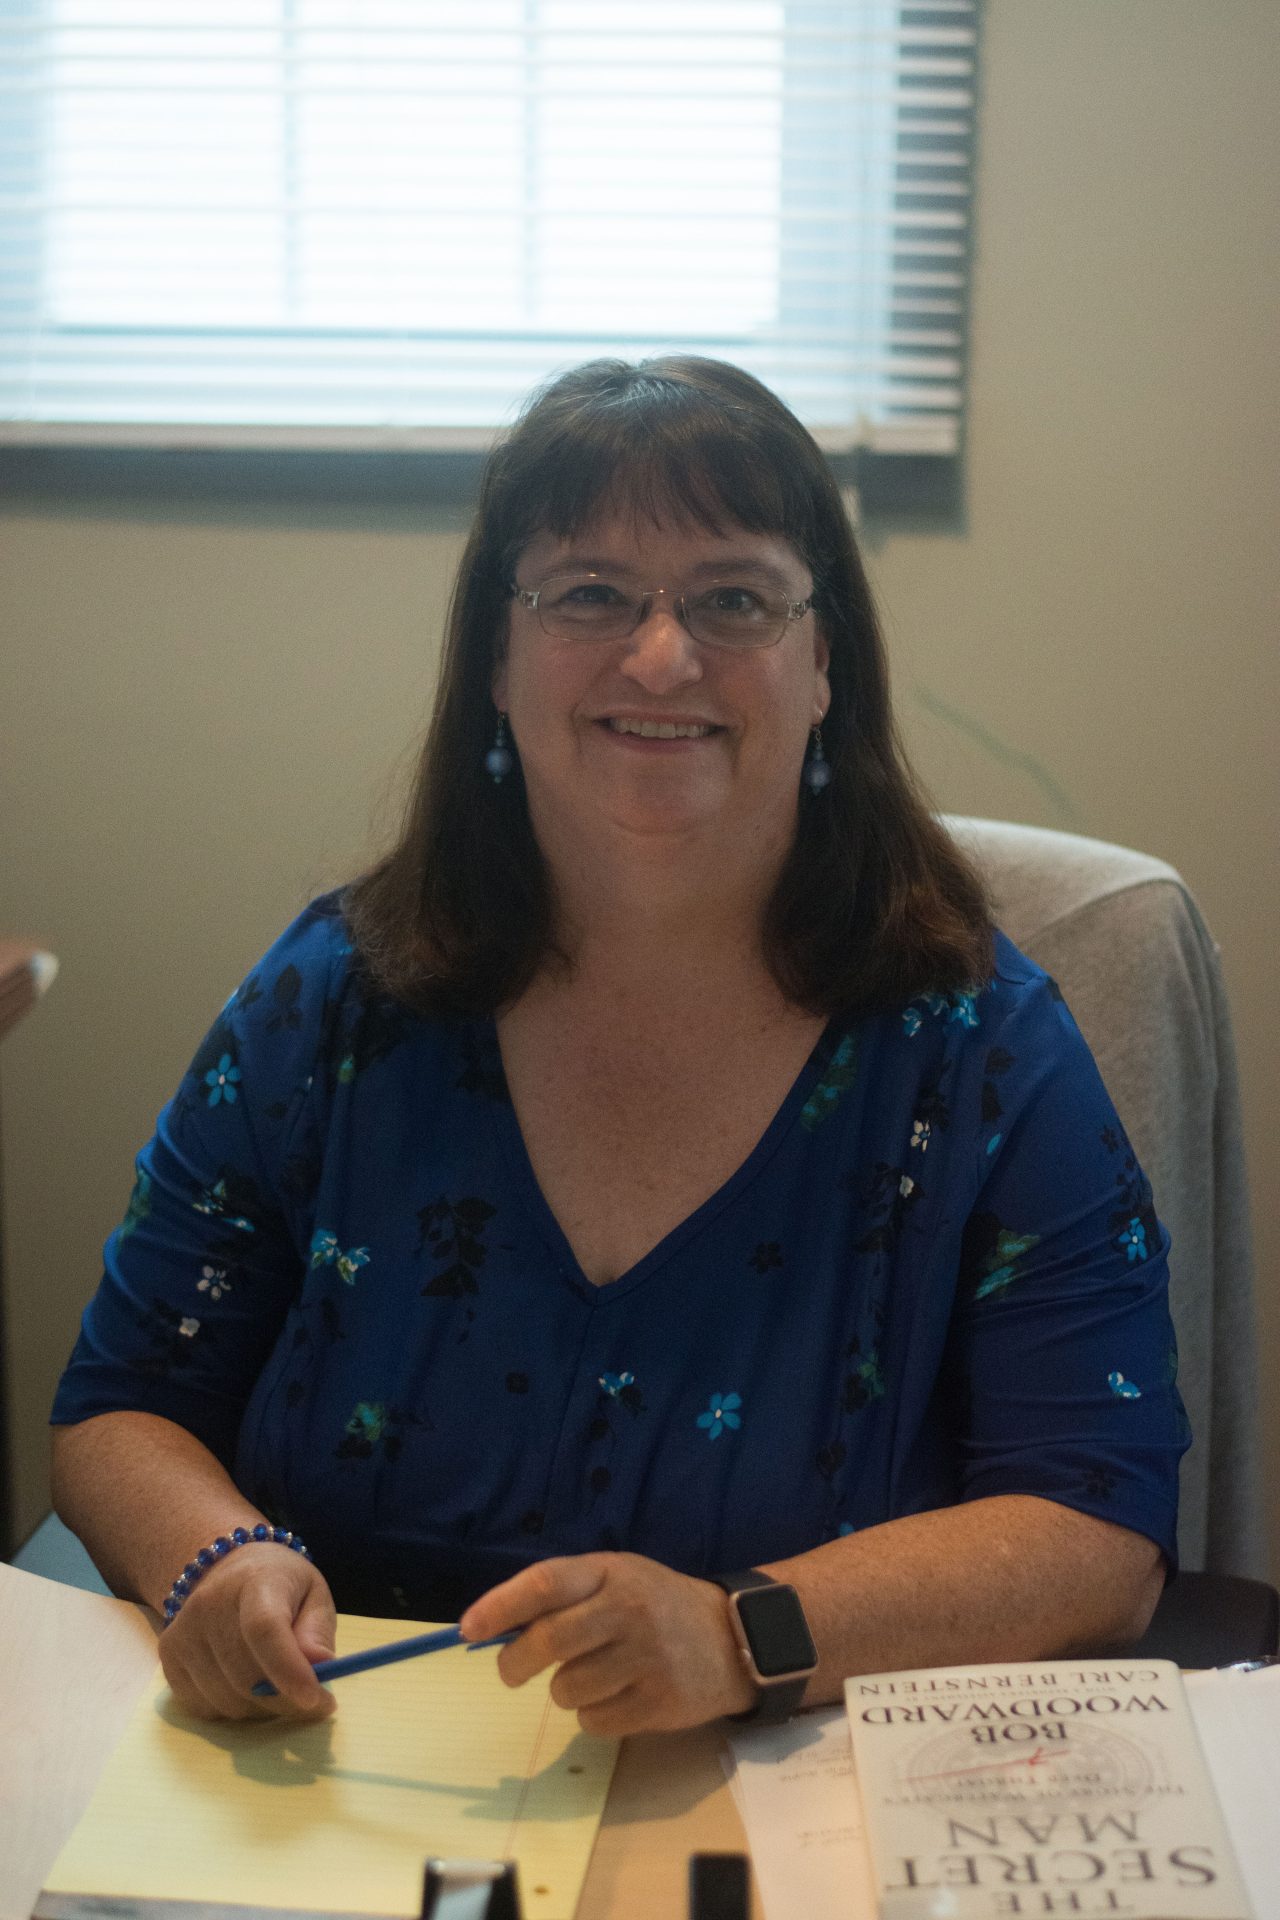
[51,894,1188,1620]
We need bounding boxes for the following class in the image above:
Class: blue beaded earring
[802,725,831,793]
[485,711,514,784]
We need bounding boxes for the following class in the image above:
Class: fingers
[158,1634,247,1721]
[461,1558,623,1698]
[545,1639,637,1713]
[575,1683,648,1740]
[294,1578,339,1665]
[236,1577,335,1715]
[461,1552,750,1737]
[459,1555,608,1646]
[498,1591,617,1689]
[159,1551,337,1721]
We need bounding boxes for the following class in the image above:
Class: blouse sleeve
[948,967,1189,1566]
[50,896,351,1467]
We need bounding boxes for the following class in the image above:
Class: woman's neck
[539,820,787,998]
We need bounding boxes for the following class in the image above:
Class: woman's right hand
[157,1545,338,1721]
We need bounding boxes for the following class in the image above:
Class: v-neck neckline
[482,1014,845,1304]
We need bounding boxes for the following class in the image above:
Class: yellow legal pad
[42,1614,618,1920]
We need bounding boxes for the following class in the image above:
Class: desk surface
[0,1561,757,1920]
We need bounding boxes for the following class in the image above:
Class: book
[844,1659,1252,1920]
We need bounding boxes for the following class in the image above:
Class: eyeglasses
[509,571,813,652]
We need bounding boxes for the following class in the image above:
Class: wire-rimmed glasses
[509,571,813,651]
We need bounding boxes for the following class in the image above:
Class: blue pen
[251,1624,519,1698]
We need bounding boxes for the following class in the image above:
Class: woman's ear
[812,622,831,727]
[491,648,509,712]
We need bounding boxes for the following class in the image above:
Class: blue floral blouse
[52,894,1188,1619]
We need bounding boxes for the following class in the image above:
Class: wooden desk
[0,1562,756,1920]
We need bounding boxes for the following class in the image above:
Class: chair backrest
[942,817,1263,1577]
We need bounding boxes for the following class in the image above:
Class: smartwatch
[711,1568,818,1723]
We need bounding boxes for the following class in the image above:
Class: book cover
[844,1659,1252,1919]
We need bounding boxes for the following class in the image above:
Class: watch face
[737,1582,817,1678]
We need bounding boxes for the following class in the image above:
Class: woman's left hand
[458,1552,757,1736]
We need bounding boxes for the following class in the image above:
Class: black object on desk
[422,1860,521,1920]
[689,1854,750,1920]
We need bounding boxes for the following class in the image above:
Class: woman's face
[493,507,830,864]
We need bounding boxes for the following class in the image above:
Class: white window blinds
[0,1,977,456]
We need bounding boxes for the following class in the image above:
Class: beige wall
[3,1,1277,1570]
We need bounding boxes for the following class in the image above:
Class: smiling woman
[495,513,828,868]
[345,355,988,1018]
[50,358,1184,1734]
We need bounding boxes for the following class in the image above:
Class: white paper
[1186,1666,1280,1920]
[723,1707,877,1920]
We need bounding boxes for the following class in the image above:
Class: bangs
[491,361,824,575]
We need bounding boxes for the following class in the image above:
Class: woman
[51,357,1185,1732]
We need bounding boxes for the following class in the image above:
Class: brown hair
[344,356,991,1016]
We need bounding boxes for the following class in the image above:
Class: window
[0,1,977,495]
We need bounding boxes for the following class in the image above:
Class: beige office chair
[944,818,1265,1585]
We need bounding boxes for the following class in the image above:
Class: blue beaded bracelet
[160,1524,313,1623]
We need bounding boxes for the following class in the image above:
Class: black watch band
[710,1568,817,1724]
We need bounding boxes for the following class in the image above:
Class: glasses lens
[537,573,638,640]
[685,585,788,650]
